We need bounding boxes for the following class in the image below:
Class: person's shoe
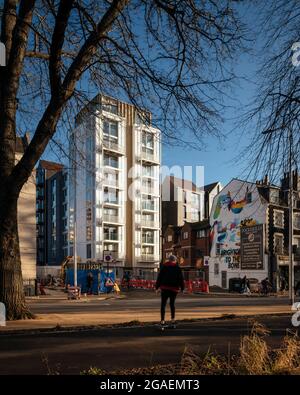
[170,319,177,329]
[160,320,166,330]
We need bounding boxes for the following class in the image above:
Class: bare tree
[0,0,244,320]
[241,0,300,183]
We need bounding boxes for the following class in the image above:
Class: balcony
[141,219,156,228]
[142,201,155,211]
[103,177,119,188]
[104,233,120,241]
[141,185,155,195]
[142,236,155,244]
[138,254,157,262]
[103,138,124,154]
[140,149,159,163]
[103,214,122,224]
[104,197,119,205]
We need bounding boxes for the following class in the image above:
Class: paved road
[27,294,291,314]
[0,315,295,374]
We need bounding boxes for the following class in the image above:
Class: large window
[274,234,284,254]
[142,196,155,210]
[196,229,206,238]
[142,131,154,149]
[104,188,118,204]
[274,210,284,228]
[191,207,200,221]
[142,230,154,244]
[104,226,118,241]
[142,164,153,177]
[294,213,300,230]
[103,119,118,139]
[104,154,118,168]
[270,189,280,205]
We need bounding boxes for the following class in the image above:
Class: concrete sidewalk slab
[0,303,290,333]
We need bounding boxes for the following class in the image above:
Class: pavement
[0,288,295,333]
[0,315,295,374]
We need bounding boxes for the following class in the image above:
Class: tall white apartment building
[68,95,161,271]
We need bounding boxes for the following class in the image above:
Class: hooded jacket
[155,261,185,293]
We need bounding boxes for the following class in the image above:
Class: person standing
[86,272,94,295]
[155,255,185,329]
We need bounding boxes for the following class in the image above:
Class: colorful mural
[213,190,250,219]
[210,180,267,258]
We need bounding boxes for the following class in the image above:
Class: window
[102,98,118,114]
[196,229,206,238]
[246,192,252,203]
[103,119,118,138]
[104,154,118,168]
[191,207,199,221]
[216,243,221,255]
[183,232,188,240]
[191,193,199,206]
[104,188,118,204]
[183,206,187,220]
[270,189,280,205]
[214,263,219,276]
[142,230,154,244]
[142,131,154,149]
[274,210,284,228]
[142,196,155,210]
[167,235,172,242]
[86,244,91,259]
[104,226,118,240]
[142,246,154,255]
[182,249,189,258]
[274,234,284,254]
[104,243,118,252]
[196,249,203,257]
[142,164,153,177]
[86,225,92,241]
[294,213,300,230]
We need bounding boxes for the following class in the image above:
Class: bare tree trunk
[0,186,33,320]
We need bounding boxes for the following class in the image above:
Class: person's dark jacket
[155,261,185,293]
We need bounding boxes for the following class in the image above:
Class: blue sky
[43,1,262,188]
[162,56,258,188]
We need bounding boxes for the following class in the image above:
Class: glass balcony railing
[142,237,154,244]
[103,214,121,223]
[141,219,156,228]
[142,201,155,211]
[104,196,119,205]
[139,254,156,262]
[104,233,119,241]
[103,138,124,153]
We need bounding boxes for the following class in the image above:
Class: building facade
[209,176,300,290]
[15,135,36,282]
[36,160,68,274]
[162,176,205,231]
[162,220,210,280]
[68,95,161,273]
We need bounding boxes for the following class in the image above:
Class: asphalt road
[27,294,291,314]
[0,315,296,375]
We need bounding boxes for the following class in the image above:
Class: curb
[0,312,291,337]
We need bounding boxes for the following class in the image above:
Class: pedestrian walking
[155,255,184,329]
[86,272,94,295]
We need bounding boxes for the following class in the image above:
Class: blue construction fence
[65,269,115,294]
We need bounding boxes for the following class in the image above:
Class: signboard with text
[240,224,264,270]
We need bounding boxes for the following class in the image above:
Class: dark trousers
[161,289,177,321]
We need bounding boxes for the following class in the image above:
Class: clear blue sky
[162,56,258,188]
[43,2,261,188]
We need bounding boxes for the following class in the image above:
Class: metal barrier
[23,279,37,296]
